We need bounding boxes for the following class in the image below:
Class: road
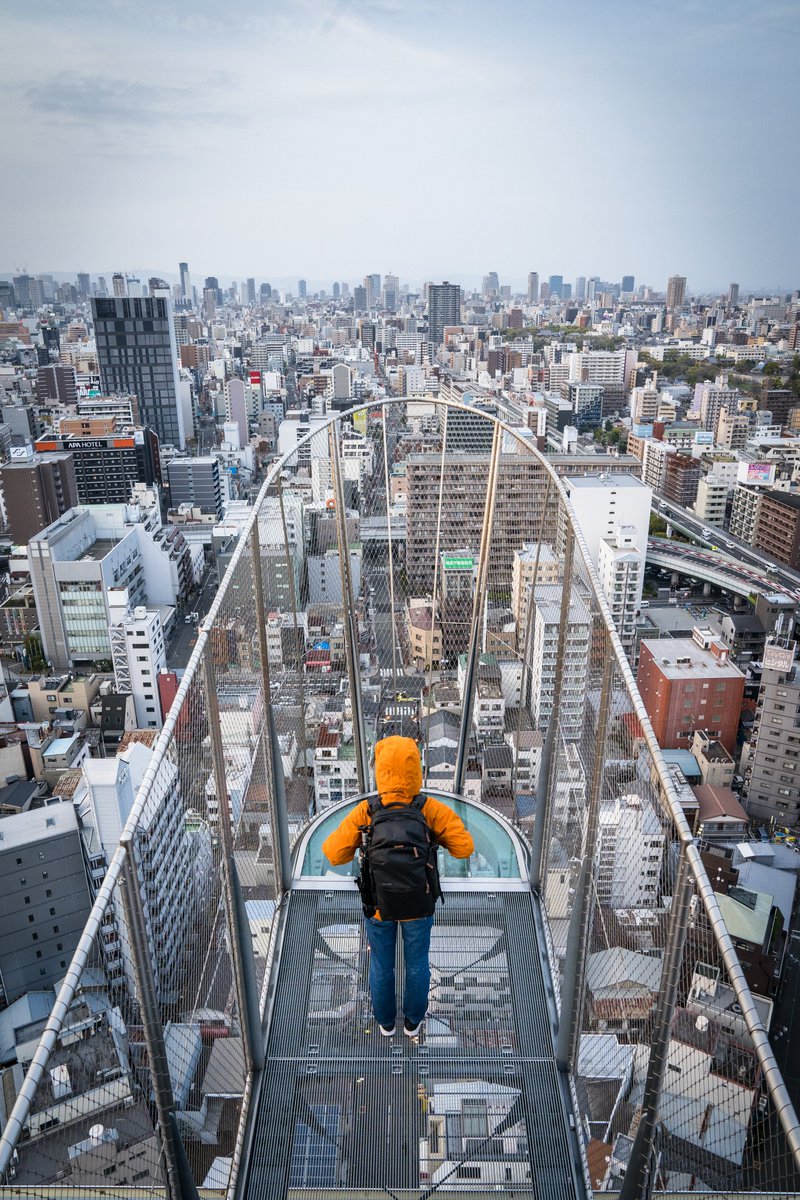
[651,495,800,597]
[166,567,220,670]
[647,537,799,602]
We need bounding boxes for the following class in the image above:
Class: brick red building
[636,630,745,755]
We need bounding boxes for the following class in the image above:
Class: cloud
[23,73,233,128]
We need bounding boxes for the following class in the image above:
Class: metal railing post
[556,648,614,1072]
[117,844,185,1200]
[250,520,292,891]
[203,653,257,1078]
[329,420,370,790]
[530,523,575,892]
[619,846,694,1200]
[454,422,502,794]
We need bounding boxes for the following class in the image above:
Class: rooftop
[0,801,79,849]
[641,638,744,680]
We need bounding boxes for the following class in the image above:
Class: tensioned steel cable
[422,412,450,784]
[512,469,554,807]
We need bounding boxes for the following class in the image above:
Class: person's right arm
[322,800,370,865]
[422,796,475,859]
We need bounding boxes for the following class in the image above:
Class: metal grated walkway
[242,888,585,1199]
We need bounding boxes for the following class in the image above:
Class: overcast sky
[1,0,798,293]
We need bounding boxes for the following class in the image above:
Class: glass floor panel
[243,890,584,1199]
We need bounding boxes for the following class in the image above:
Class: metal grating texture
[244,888,582,1199]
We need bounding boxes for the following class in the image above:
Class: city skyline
[1,0,798,291]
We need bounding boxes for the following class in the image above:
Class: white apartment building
[74,741,210,1005]
[511,542,561,635]
[729,484,762,543]
[642,439,675,496]
[527,585,590,739]
[564,473,652,569]
[568,348,638,388]
[597,793,665,908]
[597,524,644,652]
[694,473,727,527]
[107,591,166,728]
[630,378,660,424]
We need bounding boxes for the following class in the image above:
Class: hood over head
[375,735,422,802]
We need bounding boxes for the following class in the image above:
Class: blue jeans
[364,915,434,1027]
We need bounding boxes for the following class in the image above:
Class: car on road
[395,692,417,702]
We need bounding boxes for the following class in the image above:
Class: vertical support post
[250,520,292,892]
[276,485,311,815]
[329,421,370,791]
[619,847,694,1200]
[556,648,614,1072]
[117,845,184,1200]
[203,653,256,1077]
[230,858,266,1070]
[530,523,575,891]
[512,470,554,810]
[454,422,502,795]
[381,402,399,689]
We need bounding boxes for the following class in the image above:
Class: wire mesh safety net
[0,397,799,1199]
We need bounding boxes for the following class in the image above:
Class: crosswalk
[380,668,395,679]
[384,704,417,718]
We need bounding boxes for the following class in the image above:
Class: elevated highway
[646,537,800,602]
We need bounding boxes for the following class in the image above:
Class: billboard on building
[762,644,795,673]
[738,461,775,486]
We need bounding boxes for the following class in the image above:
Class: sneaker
[378,1022,396,1037]
[404,1016,423,1038]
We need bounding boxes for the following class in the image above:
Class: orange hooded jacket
[322,735,474,917]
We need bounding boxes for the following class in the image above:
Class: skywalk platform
[240,796,588,1199]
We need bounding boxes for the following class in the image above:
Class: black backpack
[356,794,442,921]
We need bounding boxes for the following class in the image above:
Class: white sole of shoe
[379,1025,396,1037]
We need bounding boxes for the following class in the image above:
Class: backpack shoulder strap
[410,793,427,812]
[368,795,384,818]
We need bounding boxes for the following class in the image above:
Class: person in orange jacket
[322,735,474,1037]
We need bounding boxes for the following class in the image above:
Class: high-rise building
[108,592,167,728]
[482,272,500,298]
[539,281,551,303]
[666,274,687,309]
[179,261,190,300]
[167,456,223,519]
[728,282,739,307]
[752,491,800,569]
[564,473,651,650]
[298,279,307,299]
[0,803,93,1007]
[353,285,367,312]
[246,277,256,305]
[77,272,90,298]
[621,275,635,294]
[92,294,184,448]
[363,274,381,308]
[427,281,461,348]
[112,273,127,298]
[574,276,587,302]
[33,429,158,505]
[1,449,79,544]
[548,275,563,299]
[383,273,399,312]
[36,363,77,405]
[745,643,800,825]
[527,584,590,739]
[97,275,108,297]
[696,376,738,436]
[637,630,745,754]
[527,272,539,303]
[204,276,221,303]
[332,282,340,299]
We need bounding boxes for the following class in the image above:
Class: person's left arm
[322,800,369,865]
